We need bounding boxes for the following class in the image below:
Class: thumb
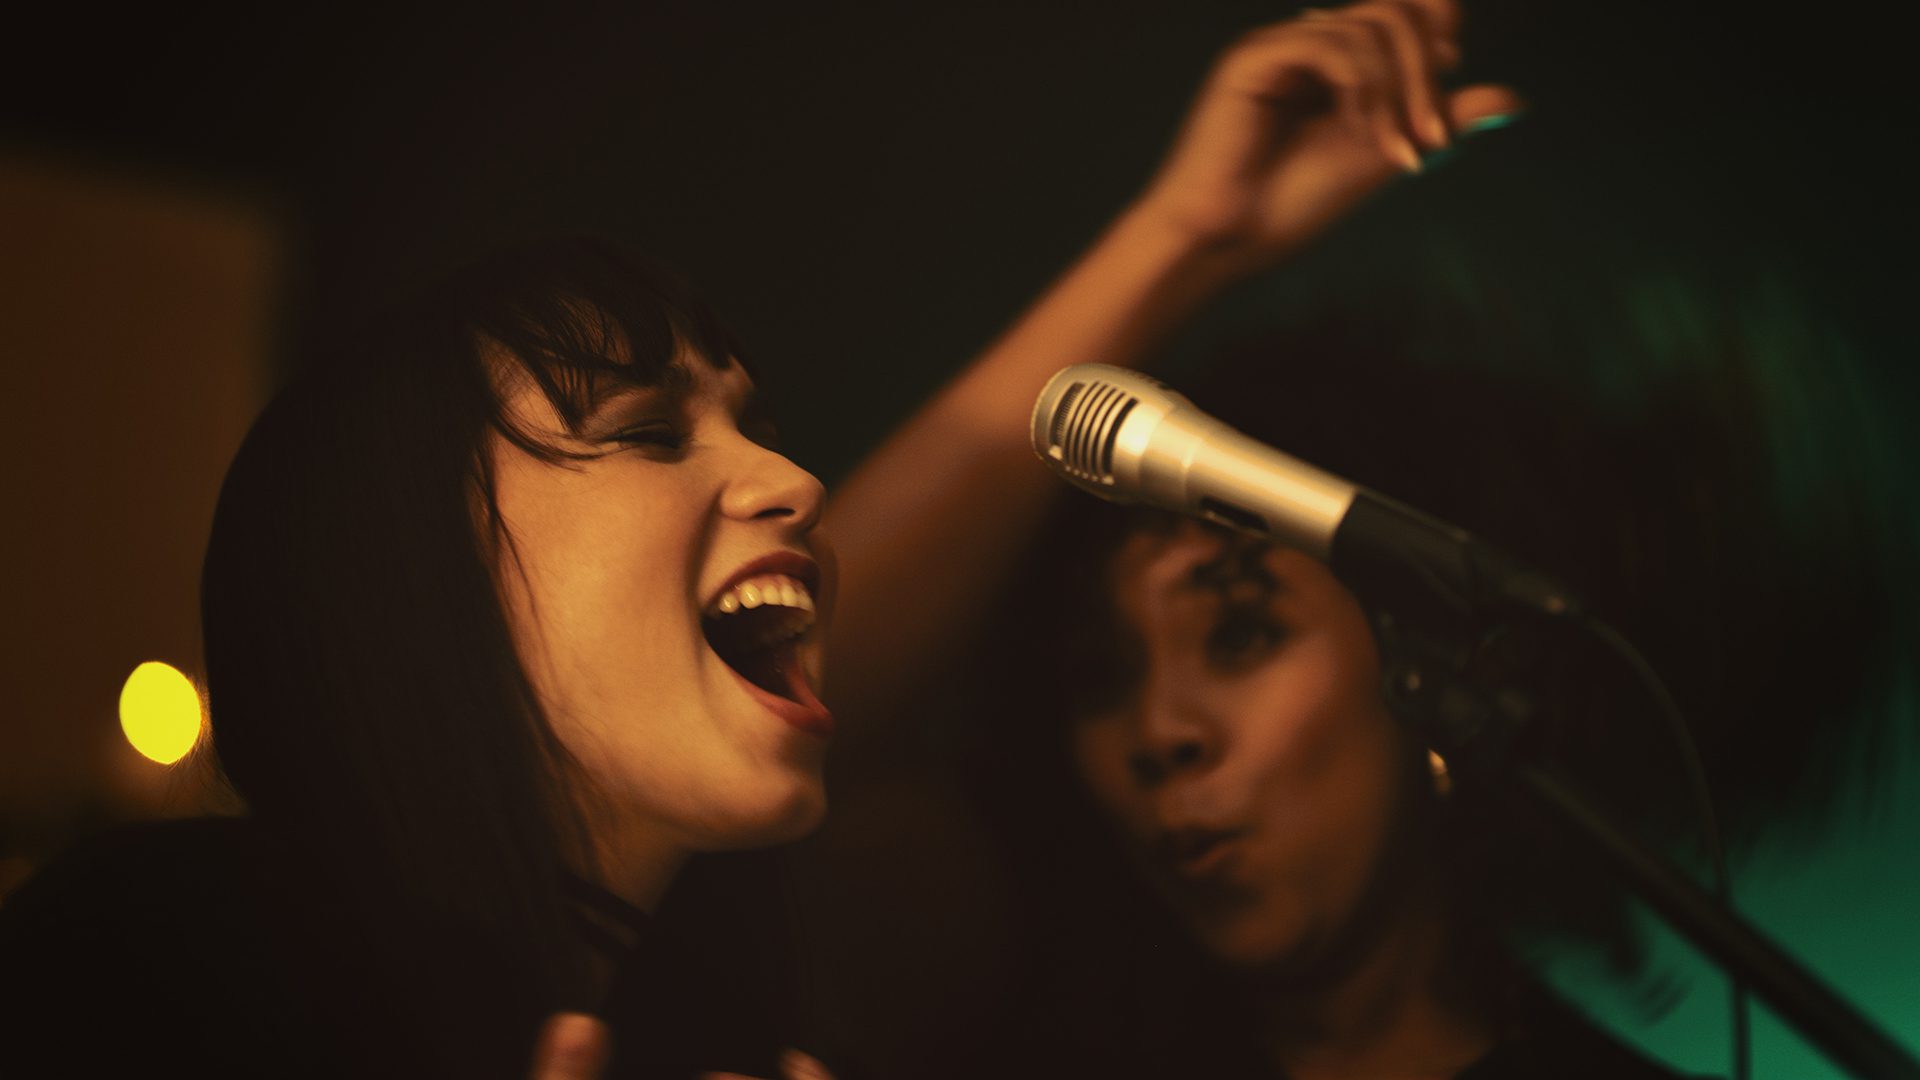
[781,1049,838,1080]
[694,1048,838,1080]
[1445,83,1527,133]
[530,1012,611,1080]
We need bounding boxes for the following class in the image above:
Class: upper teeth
[710,573,816,617]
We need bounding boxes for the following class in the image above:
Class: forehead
[1110,525,1228,581]
[1104,523,1302,623]
[1107,525,1249,595]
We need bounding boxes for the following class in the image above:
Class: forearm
[818,0,1504,733]
[822,206,1242,728]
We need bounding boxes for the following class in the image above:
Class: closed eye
[607,421,690,458]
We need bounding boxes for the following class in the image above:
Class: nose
[719,440,826,534]
[1126,669,1219,787]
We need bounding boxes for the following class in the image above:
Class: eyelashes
[1192,538,1289,670]
[607,422,690,456]
[607,422,783,459]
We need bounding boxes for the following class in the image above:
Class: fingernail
[1424,114,1452,149]
[1461,112,1520,136]
[1395,136,1424,173]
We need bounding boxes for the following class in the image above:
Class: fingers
[1390,0,1463,44]
[529,1013,610,1080]
[1299,1,1457,160]
[1212,0,1467,172]
[1341,1,1455,149]
[697,1049,835,1080]
[1291,14,1426,170]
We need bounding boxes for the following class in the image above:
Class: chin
[1192,901,1315,972]
[711,777,828,849]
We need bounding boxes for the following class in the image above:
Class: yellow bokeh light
[119,661,204,765]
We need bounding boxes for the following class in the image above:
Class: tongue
[742,641,824,711]
[773,647,827,713]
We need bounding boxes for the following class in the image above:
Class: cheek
[1069,724,1137,825]
[1235,634,1407,898]
[493,475,705,724]
[1220,623,1365,768]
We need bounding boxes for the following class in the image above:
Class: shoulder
[4,814,256,908]
[0,816,272,965]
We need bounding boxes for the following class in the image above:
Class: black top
[0,817,799,1079]
[993,983,1702,1080]
[0,817,1701,1079]
[1454,991,1705,1080]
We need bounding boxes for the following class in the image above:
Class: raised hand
[822,1,1520,736]
[1134,0,1521,272]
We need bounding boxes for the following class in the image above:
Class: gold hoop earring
[1427,748,1453,797]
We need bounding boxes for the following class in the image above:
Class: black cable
[1576,613,1750,1080]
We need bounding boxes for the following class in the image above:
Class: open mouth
[701,572,828,720]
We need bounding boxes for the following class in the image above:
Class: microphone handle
[1332,491,1580,621]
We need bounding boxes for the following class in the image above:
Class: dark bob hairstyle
[199,235,743,1074]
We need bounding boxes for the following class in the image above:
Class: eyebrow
[579,360,696,419]
[611,357,696,399]
[1188,542,1282,596]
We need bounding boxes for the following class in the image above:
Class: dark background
[8,0,1908,479]
[3,3,1913,1076]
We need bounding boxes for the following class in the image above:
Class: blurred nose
[721,441,826,534]
[1126,667,1219,787]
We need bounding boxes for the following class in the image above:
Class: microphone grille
[1041,378,1138,486]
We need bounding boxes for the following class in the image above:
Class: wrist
[1103,202,1260,299]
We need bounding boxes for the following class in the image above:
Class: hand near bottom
[528,1013,611,1080]
[703,1048,838,1080]
[526,1011,835,1080]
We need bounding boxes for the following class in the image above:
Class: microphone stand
[1508,761,1917,1080]
[1379,613,1920,1080]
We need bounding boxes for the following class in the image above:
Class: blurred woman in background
[809,0,1909,1076]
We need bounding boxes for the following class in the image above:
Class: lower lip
[1171,836,1244,880]
[726,663,834,738]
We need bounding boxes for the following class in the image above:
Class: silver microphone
[1030,363,1577,618]
[1030,363,1357,559]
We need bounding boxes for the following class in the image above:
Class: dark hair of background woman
[954,135,1916,1075]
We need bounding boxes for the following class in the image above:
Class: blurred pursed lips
[1157,825,1247,880]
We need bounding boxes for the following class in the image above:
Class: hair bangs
[448,237,741,461]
